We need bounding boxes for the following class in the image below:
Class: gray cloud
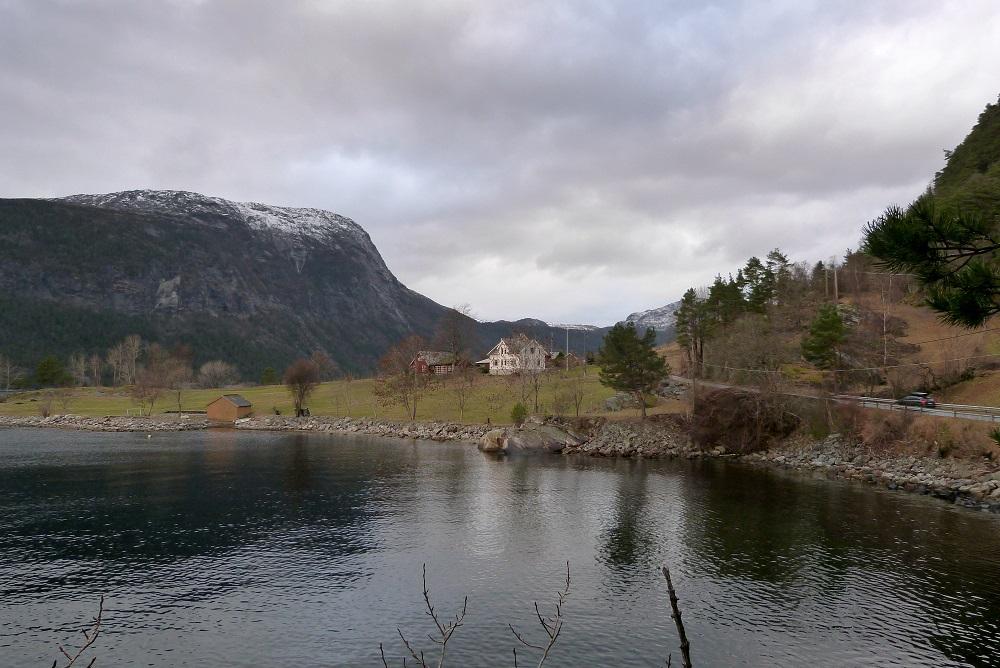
[2,0,998,323]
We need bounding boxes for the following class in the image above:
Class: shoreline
[3,413,999,513]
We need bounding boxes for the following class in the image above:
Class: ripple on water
[0,429,998,667]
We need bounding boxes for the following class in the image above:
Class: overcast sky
[2,1,999,324]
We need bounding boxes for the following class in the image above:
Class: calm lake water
[1,428,999,667]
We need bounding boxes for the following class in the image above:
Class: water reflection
[0,428,998,667]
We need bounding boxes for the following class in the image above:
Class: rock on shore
[0,414,209,431]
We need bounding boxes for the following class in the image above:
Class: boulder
[479,429,507,452]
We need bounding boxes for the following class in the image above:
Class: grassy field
[0,367,688,424]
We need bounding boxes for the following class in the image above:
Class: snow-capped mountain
[625,300,681,338]
[0,189,622,373]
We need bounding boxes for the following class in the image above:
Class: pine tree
[598,322,669,418]
[801,305,846,370]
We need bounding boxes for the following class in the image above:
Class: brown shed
[206,394,253,422]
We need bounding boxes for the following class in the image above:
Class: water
[1,428,999,667]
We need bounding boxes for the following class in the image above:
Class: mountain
[625,301,680,343]
[0,190,617,376]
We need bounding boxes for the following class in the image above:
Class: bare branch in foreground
[52,595,103,668]
[508,561,571,667]
[662,566,692,668]
[390,564,468,668]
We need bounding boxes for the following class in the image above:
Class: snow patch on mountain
[625,300,681,332]
[60,189,366,240]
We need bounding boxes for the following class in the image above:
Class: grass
[0,367,688,424]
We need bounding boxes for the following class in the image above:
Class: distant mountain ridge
[0,190,654,375]
[625,300,680,342]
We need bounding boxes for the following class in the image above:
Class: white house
[480,335,547,375]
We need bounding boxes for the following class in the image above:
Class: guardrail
[835,395,1000,422]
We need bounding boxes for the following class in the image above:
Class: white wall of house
[487,338,547,375]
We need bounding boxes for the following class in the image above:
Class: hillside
[0,190,623,377]
[932,95,1000,221]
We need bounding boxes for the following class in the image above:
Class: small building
[411,351,459,374]
[484,335,547,375]
[206,394,253,422]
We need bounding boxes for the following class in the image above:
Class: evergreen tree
[598,322,669,418]
[35,355,69,386]
[260,367,278,385]
[801,305,846,370]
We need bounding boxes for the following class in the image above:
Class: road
[668,375,1000,423]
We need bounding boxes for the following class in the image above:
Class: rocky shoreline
[0,414,209,431]
[234,415,493,442]
[4,412,998,513]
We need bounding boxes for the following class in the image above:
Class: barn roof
[220,394,252,407]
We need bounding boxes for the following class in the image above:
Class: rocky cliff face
[0,190,449,374]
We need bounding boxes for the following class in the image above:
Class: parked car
[896,392,937,408]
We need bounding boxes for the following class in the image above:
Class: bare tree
[56,388,73,414]
[87,354,104,387]
[0,353,22,392]
[106,344,125,386]
[122,334,142,385]
[445,367,478,422]
[341,372,354,417]
[68,353,88,387]
[165,359,193,413]
[197,360,239,388]
[39,391,55,418]
[284,358,320,417]
[434,304,477,366]
[310,350,338,381]
[374,335,433,421]
[129,346,163,416]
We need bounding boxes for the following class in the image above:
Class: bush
[692,389,798,453]
[511,402,528,426]
[859,411,913,452]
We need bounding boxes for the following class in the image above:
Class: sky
[2,1,999,325]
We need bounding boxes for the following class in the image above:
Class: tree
[106,343,126,386]
[0,354,22,392]
[310,350,338,381]
[122,334,142,385]
[284,358,320,417]
[68,353,87,386]
[801,305,847,371]
[36,355,69,387]
[597,323,669,419]
[434,304,477,366]
[447,367,478,422]
[674,289,710,374]
[863,197,1000,327]
[260,367,279,385]
[130,343,171,416]
[373,335,432,421]
[510,402,528,426]
[198,360,239,388]
[87,354,104,387]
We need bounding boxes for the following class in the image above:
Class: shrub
[859,411,912,452]
[511,402,528,426]
[692,389,798,453]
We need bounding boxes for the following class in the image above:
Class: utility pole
[565,326,570,372]
[882,273,894,367]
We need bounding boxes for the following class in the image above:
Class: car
[896,392,937,408]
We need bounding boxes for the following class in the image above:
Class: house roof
[218,394,251,407]
[491,335,545,355]
[414,350,457,366]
